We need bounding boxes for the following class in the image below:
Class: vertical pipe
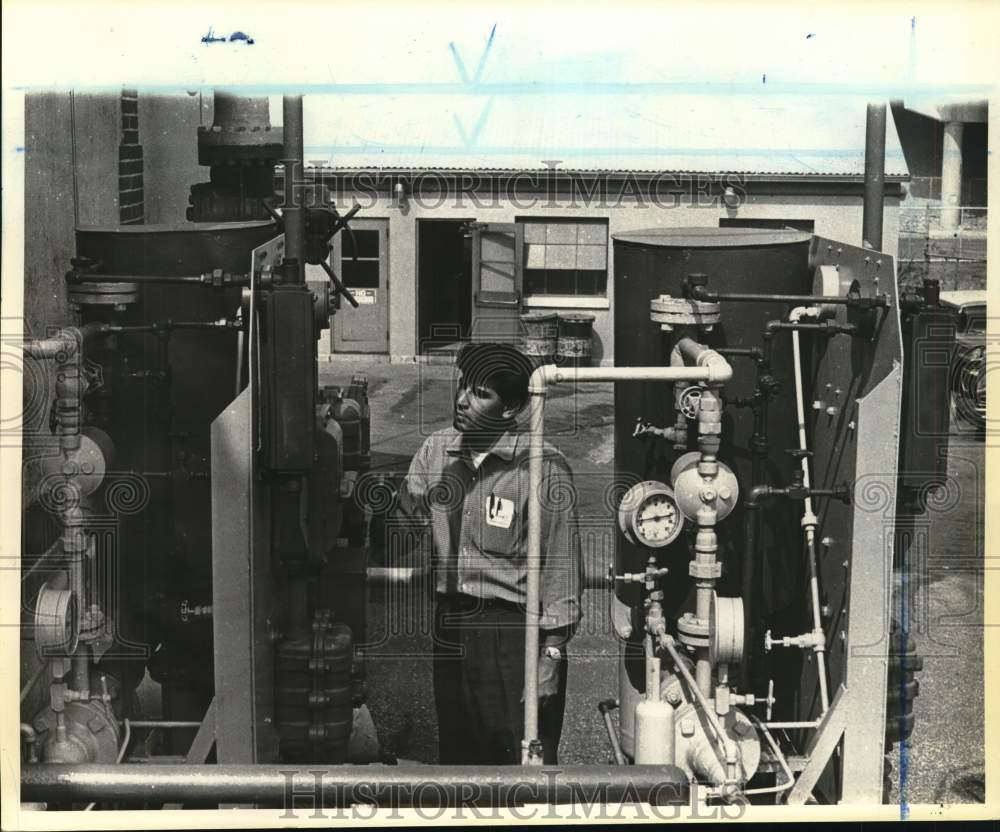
[281,95,305,283]
[523,375,547,764]
[862,102,887,251]
[790,319,831,714]
[940,120,964,231]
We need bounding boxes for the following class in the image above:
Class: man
[395,342,582,764]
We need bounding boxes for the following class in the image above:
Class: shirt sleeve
[538,453,583,637]
[386,437,434,567]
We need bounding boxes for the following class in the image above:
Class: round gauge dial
[618,481,684,548]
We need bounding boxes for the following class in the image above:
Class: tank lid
[612,227,812,248]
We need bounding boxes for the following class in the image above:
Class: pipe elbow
[698,351,733,384]
[528,365,554,395]
[789,305,820,323]
[746,485,775,507]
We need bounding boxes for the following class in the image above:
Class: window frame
[516,216,609,301]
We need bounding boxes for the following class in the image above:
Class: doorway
[331,218,389,353]
[417,219,473,353]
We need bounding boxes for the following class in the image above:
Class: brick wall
[118,89,144,224]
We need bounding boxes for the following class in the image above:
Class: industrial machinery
[18,99,945,809]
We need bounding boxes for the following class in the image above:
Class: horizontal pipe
[125,721,204,729]
[534,363,732,389]
[21,764,690,806]
[22,323,104,359]
[691,287,887,308]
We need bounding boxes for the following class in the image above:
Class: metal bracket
[785,684,849,805]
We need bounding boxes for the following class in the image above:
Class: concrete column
[940,120,964,230]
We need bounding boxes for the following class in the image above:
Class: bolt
[717,485,732,501]
[840,631,847,642]
[848,421,856,431]
[825,406,838,417]
[821,536,834,548]
[666,689,682,706]
[821,604,832,618]
[701,487,717,502]
[620,625,632,639]
[812,400,824,411]
[680,720,696,738]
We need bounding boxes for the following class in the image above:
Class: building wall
[139,93,212,224]
[24,92,121,335]
[326,187,900,365]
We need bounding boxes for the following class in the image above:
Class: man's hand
[520,654,563,703]
[537,654,561,700]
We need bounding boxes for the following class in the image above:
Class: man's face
[453,375,513,432]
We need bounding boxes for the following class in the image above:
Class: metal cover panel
[840,365,902,803]
[210,386,278,764]
[611,227,812,248]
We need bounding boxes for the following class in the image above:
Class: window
[340,229,381,288]
[520,219,608,296]
[719,218,815,232]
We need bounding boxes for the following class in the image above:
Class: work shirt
[395,426,583,632]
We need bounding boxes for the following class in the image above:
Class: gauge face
[635,494,680,545]
[619,481,684,548]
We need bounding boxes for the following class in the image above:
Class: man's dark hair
[456,342,534,411]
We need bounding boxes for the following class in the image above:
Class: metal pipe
[690,288,886,308]
[125,721,204,729]
[764,720,821,730]
[20,724,39,764]
[597,699,626,766]
[660,636,739,782]
[20,661,48,704]
[281,95,305,283]
[21,764,690,806]
[790,308,831,715]
[862,102,887,250]
[525,357,734,762]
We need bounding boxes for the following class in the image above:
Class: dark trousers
[433,595,568,764]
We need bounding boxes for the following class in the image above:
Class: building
[25,91,910,364]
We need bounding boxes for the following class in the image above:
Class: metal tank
[612,227,814,757]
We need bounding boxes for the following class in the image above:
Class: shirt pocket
[475,491,523,559]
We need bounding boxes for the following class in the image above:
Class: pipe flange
[677,612,710,649]
[650,296,721,331]
[34,586,78,659]
[709,593,745,666]
[67,281,138,308]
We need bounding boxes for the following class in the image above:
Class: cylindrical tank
[557,313,595,367]
[520,312,558,363]
[613,228,813,758]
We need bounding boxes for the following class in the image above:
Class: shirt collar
[445,427,522,464]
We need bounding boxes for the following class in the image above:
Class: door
[470,222,523,342]
[332,219,389,353]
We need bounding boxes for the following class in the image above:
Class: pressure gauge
[618,481,684,548]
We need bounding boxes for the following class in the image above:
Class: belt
[436,592,525,613]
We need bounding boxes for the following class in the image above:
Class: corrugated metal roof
[300,93,909,177]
